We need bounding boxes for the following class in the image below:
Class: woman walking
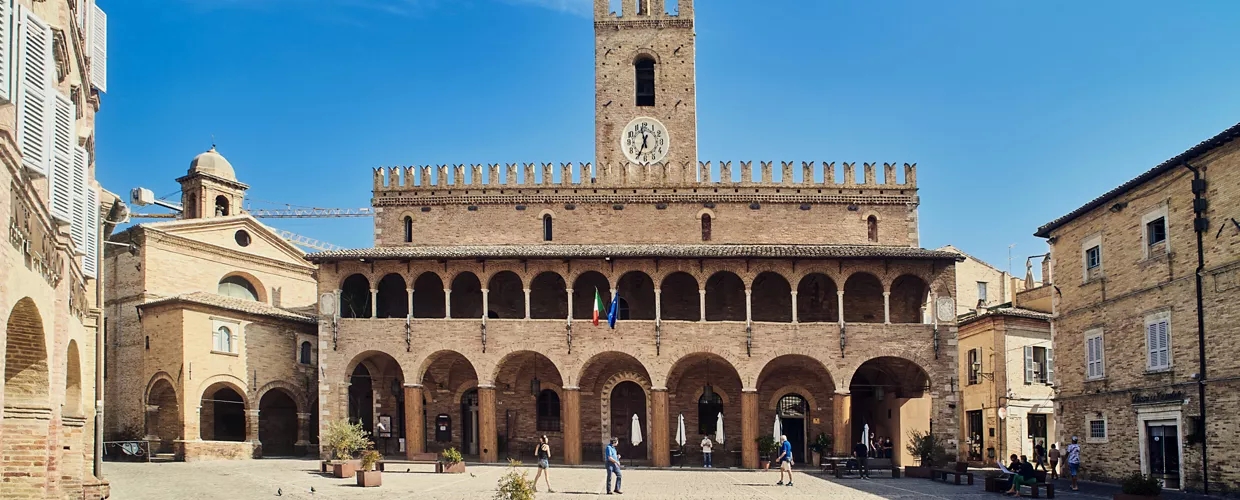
[533,435,554,493]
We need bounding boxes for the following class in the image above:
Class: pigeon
[310,487,316,493]
[276,488,282,496]
[470,473,477,478]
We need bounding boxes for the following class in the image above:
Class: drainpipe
[1185,163,1208,494]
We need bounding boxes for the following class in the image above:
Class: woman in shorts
[533,435,554,493]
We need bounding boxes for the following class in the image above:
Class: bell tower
[594,0,697,169]
[176,147,248,220]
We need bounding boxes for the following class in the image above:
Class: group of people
[867,433,895,459]
[1005,436,1083,496]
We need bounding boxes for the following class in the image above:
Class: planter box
[984,477,1008,492]
[356,470,382,487]
[333,461,356,478]
[904,466,933,479]
[438,462,466,474]
[1114,494,1161,500]
[320,460,330,473]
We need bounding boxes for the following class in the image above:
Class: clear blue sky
[96,0,1240,277]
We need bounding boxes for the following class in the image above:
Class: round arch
[219,271,267,303]
[199,379,249,442]
[255,380,307,413]
[339,274,372,319]
[64,339,83,417]
[5,297,51,408]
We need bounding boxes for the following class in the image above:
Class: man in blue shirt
[605,437,623,494]
[776,434,794,487]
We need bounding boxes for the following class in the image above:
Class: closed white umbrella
[773,413,782,440]
[676,413,686,448]
[863,423,870,454]
[631,414,643,447]
[715,412,725,445]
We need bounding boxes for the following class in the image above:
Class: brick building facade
[104,150,321,461]
[1,0,110,498]
[307,0,962,470]
[1037,122,1240,492]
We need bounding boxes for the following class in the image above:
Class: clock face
[621,117,670,165]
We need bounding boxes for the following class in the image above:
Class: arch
[660,272,699,321]
[299,341,313,364]
[255,380,307,413]
[847,356,932,466]
[218,274,260,302]
[755,354,836,463]
[890,274,929,324]
[797,273,839,323]
[704,271,745,321]
[665,353,742,440]
[413,272,445,318]
[701,213,712,241]
[415,350,478,455]
[403,215,414,243]
[259,388,300,456]
[572,271,611,320]
[489,350,566,389]
[414,350,477,389]
[200,381,248,441]
[603,375,649,460]
[145,375,181,453]
[765,386,820,412]
[542,213,554,241]
[213,324,236,353]
[215,195,230,216]
[616,271,655,320]
[867,215,879,243]
[843,272,884,323]
[750,271,791,322]
[529,272,567,319]
[340,274,372,318]
[375,273,408,318]
[486,271,524,319]
[537,389,561,432]
[450,272,484,319]
[5,297,50,408]
[64,340,83,417]
[634,55,655,107]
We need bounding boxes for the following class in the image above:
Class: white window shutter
[16,6,55,176]
[1024,345,1034,384]
[0,0,12,103]
[70,145,88,252]
[1146,322,1159,369]
[1045,348,1054,385]
[1156,320,1169,368]
[1096,335,1104,377]
[50,92,76,223]
[83,182,98,278]
[1084,338,1094,378]
[89,3,106,92]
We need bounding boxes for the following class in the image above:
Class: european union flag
[607,292,620,329]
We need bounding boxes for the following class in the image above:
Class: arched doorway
[347,351,407,456]
[418,351,479,456]
[777,394,809,464]
[491,351,565,460]
[666,353,742,467]
[849,357,931,466]
[578,352,652,463]
[200,383,247,441]
[146,378,180,453]
[461,388,480,456]
[610,381,647,461]
[259,390,299,457]
[349,365,374,435]
[3,298,50,497]
[757,355,835,463]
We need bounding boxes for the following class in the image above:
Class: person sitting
[1006,455,1036,497]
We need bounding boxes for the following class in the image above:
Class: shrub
[756,435,778,459]
[323,419,372,461]
[360,450,382,472]
[494,459,535,500]
[810,433,833,455]
[1120,472,1162,496]
[906,430,947,467]
[442,447,464,464]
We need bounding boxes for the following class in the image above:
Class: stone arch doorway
[777,393,810,464]
[349,364,374,436]
[849,356,931,466]
[417,350,478,456]
[757,354,835,461]
[491,351,565,460]
[3,297,50,497]
[579,351,652,463]
[146,377,181,453]
[259,389,300,457]
[200,382,247,442]
[665,353,743,467]
[610,381,647,461]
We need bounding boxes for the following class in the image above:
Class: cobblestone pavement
[103,459,1185,499]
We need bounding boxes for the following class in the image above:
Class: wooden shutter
[0,0,12,103]
[71,144,88,251]
[1149,319,1169,369]
[89,3,105,92]
[1023,345,1034,384]
[16,5,54,176]
[50,92,76,223]
[83,181,98,277]
[1085,337,1095,379]
[1045,348,1054,385]
[1095,335,1104,377]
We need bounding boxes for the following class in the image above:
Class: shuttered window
[16,5,54,176]
[83,178,98,278]
[70,143,88,252]
[89,3,106,92]
[0,0,12,103]
[1085,330,1105,380]
[50,92,76,223]
[1145,312,1171,370]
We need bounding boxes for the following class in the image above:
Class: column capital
[406,288,414,292]
[742,388,759,393]
[834,390,851,396]
[444,288,452,293]
[246,409,261,416]
[790,290,798,295]
[562,386,581,391]
[477,384,496,389]
[744,289,752,295]
[297,412,311,420]
[481,288,489,293]
[883,291,891,296]
[404,383,423,388]
[369,288,378,293]
[566,288,573,293]
[650,386,668,392]
[524,288,532,293]
[837,290,845,296]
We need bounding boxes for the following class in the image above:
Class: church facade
[308,0,962,468]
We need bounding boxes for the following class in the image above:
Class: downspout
[95,197,129,479]
[1185,163,1208,494]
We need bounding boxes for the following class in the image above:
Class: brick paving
[102,459,1218,500]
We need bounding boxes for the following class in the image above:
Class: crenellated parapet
[373,161,917,193]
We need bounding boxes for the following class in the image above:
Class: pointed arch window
[635,57,655,107]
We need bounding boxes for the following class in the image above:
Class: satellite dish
[319,293,336,316]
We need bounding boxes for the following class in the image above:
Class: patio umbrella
[773,413,782,439]
[715,412,725,445]
[631,414,643,447]
[863,423,870,453]
[676,413,686,448]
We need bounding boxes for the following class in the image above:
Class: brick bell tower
[176,146,249,220]
[594,0,697,169]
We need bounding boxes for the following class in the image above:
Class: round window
[235,230,251,247]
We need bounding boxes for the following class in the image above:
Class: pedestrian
[853,439,870,479]
[700,435,714,468]
[1066,436,1081,491]
[884,437,894,459]
[869,432,879,458]
[604,437,623,495]
[1006,455,1036,497]
[775,434,794,487]
[1033,442,1047,471]
[1047,444,1060,480]
[532,435,554,493]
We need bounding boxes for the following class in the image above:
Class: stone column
[296,412,311,453]
[566,288,574,321]
[837,290,846,325]
[524,288,532,319]
[481,288,490,320]
[651,388,670,467]
[370,288,378,318]
[654,288,662,322]
[741,389,759,469]
[833,391,852,456]
[406,288,414,318]
[790,290,798,323]
[246,408,262,456]
[444,288,452,318]
[143,405,160,441]
[405,385,424,457]
[744,288,752,323]
[479,386,498,463]
[563,387,582,465]
[699,289,707,322]
[883,291,891,324]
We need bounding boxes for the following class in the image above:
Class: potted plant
[356,450,383,487]
[809,433,833,467]
[323,419,372,478]
[494,459,535,500]
[903,430,944,478]
[1115,472,1162,500]
[440,447,466,474]
[756,435,777,470]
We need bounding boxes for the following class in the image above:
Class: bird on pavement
[470,473,477,478]
[276,488,282,496]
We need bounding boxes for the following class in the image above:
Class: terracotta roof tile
[305,244,965,262]
[139,292,317,324]
[957,306,1052,327]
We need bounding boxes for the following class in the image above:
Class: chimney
[1041,254,1051,286]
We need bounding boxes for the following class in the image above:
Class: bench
[931,462,974,485]
[834,457,900,478]
[994,470,1055,498]
[376,452,439,472]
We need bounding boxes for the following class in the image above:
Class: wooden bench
[930,462,974,485]
[376,453,439,472]
[834,457,900,478]
[994,471,1055,498]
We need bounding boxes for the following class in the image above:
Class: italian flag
[593,288,605,326]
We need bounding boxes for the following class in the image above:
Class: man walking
[1047,444,1060,480]
[1065,436,1081,491]
[605,437,623,495]
[775,435,794,486]
[853,439,870,479]
[700,435,714,468]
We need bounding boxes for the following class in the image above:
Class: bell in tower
[176,146,249,219]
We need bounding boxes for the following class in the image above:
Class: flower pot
[356,470,382,487]
[811,451,821,468]
[320,460,331,473]
[760,460,770,470]
[438,461,466,474]
[333,461,356,478]
[1114,494,1161,500]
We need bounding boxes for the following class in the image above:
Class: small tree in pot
[440,447,466,474]
[904,430,945,478]
[356,450,383,487]
[809,433,833,467]
[323,419,372,478]
[1115,472,1162,500]
[756,435,778,470]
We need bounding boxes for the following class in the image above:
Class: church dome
[188,146,236,181]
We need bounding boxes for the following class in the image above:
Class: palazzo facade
[309,0,962,469]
